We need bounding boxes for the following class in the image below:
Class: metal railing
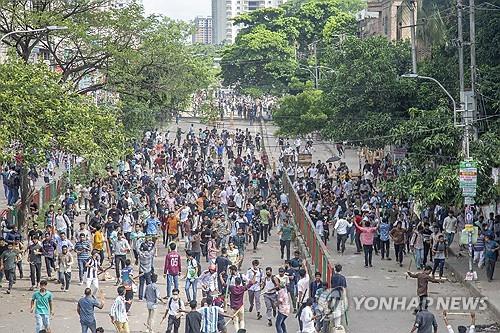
[282,174,335,285]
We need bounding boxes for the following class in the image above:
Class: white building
[192,16,213,44]
[212,0,288,44]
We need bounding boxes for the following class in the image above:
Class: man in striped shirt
[194,295,234,333]
[110,285,130,333]
[85,250,102,295]
[75,233,91,285]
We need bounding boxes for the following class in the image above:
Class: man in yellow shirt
[92,225,105,265]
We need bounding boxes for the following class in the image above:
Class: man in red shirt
[164,242,181,298]
[228,275,257,331]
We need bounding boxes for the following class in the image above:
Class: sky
[143,0,211,21]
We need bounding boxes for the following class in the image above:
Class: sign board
[464,197,475,205]
[298,153,312,166]
[459,160,477,197]
[393,147,407,161]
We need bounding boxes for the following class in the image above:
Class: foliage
[107,17,216,118]
[273,90,327,136]
[220,0,360,94]
[0,60,125,168]
[221,25,297,94]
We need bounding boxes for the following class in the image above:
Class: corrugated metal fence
[1,179,65,227]
[282,174,335,286]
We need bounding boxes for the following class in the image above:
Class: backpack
[189,259,201,277]
[168,297,181,311]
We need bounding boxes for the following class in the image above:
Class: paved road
[2,117,496,333]
[261,120,498,332]
[0,118,299,333]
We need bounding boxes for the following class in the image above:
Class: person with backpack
[262,266,280,327]
[161,288,185,333]
[185,250,199,302]
[246,259,263,320]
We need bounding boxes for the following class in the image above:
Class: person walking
[246,259,263,319]
[353,217,378,268]
[390,221,406,267]
[0,241,19,294]
[161,288,185,333]
[28,236,43,290]
[484,233,499,282]
[75,233,92,285]
[278,219,294,260]
[109,286,130,333]
[262,267,280,327]
[77,288,105,333]
[164,242,181,298]
[411,224,425,270]
[431,234,448,279]
[56,245,73,291]
[276,281,290,333]
[30,280,54,333]
[144,273,163,333]
[333,213,352,255]
[85,250,102,295]
[113,232,131,285]
[378,217,391,260]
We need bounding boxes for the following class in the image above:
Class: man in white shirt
[161,288,185,333]
[444,311,476,333]
[443,212,458,246]
[246,259,263,319]
[334,214,353,254]
[300,297,316,333]
[110,286,129,332]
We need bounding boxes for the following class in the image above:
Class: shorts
[35,313,50,333]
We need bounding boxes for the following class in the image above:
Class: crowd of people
[0,125,346,333]
[1,116,499,333]
[216,91,276,122]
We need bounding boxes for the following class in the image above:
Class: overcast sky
[143,0,211,21]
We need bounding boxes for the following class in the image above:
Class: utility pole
[311,41,319,89]
[408,0,418,73]
[469,0,478,139]
[457,0,465,96]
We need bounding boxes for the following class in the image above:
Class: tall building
[192,16,213,44]
[212,0,288,44]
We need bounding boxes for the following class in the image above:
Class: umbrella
[326,156,341,163]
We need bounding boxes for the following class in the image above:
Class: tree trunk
[19,166,31,232]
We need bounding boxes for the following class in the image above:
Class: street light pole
[401,73,476,280]
[1,26,67,43]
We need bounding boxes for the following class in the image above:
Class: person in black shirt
[331,264,347,294]
[89,211,103,233]
[28,223,44,242]
[184,300,202,333]
[215,248,231,292]
[107,202,122,223]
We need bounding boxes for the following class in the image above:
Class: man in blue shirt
[484,233,499,282]
[145,211,160,236]
[77,287,105,333]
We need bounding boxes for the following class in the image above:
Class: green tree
[273,89,327,136]
[221,25,297,94]
[0,60,125,226]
